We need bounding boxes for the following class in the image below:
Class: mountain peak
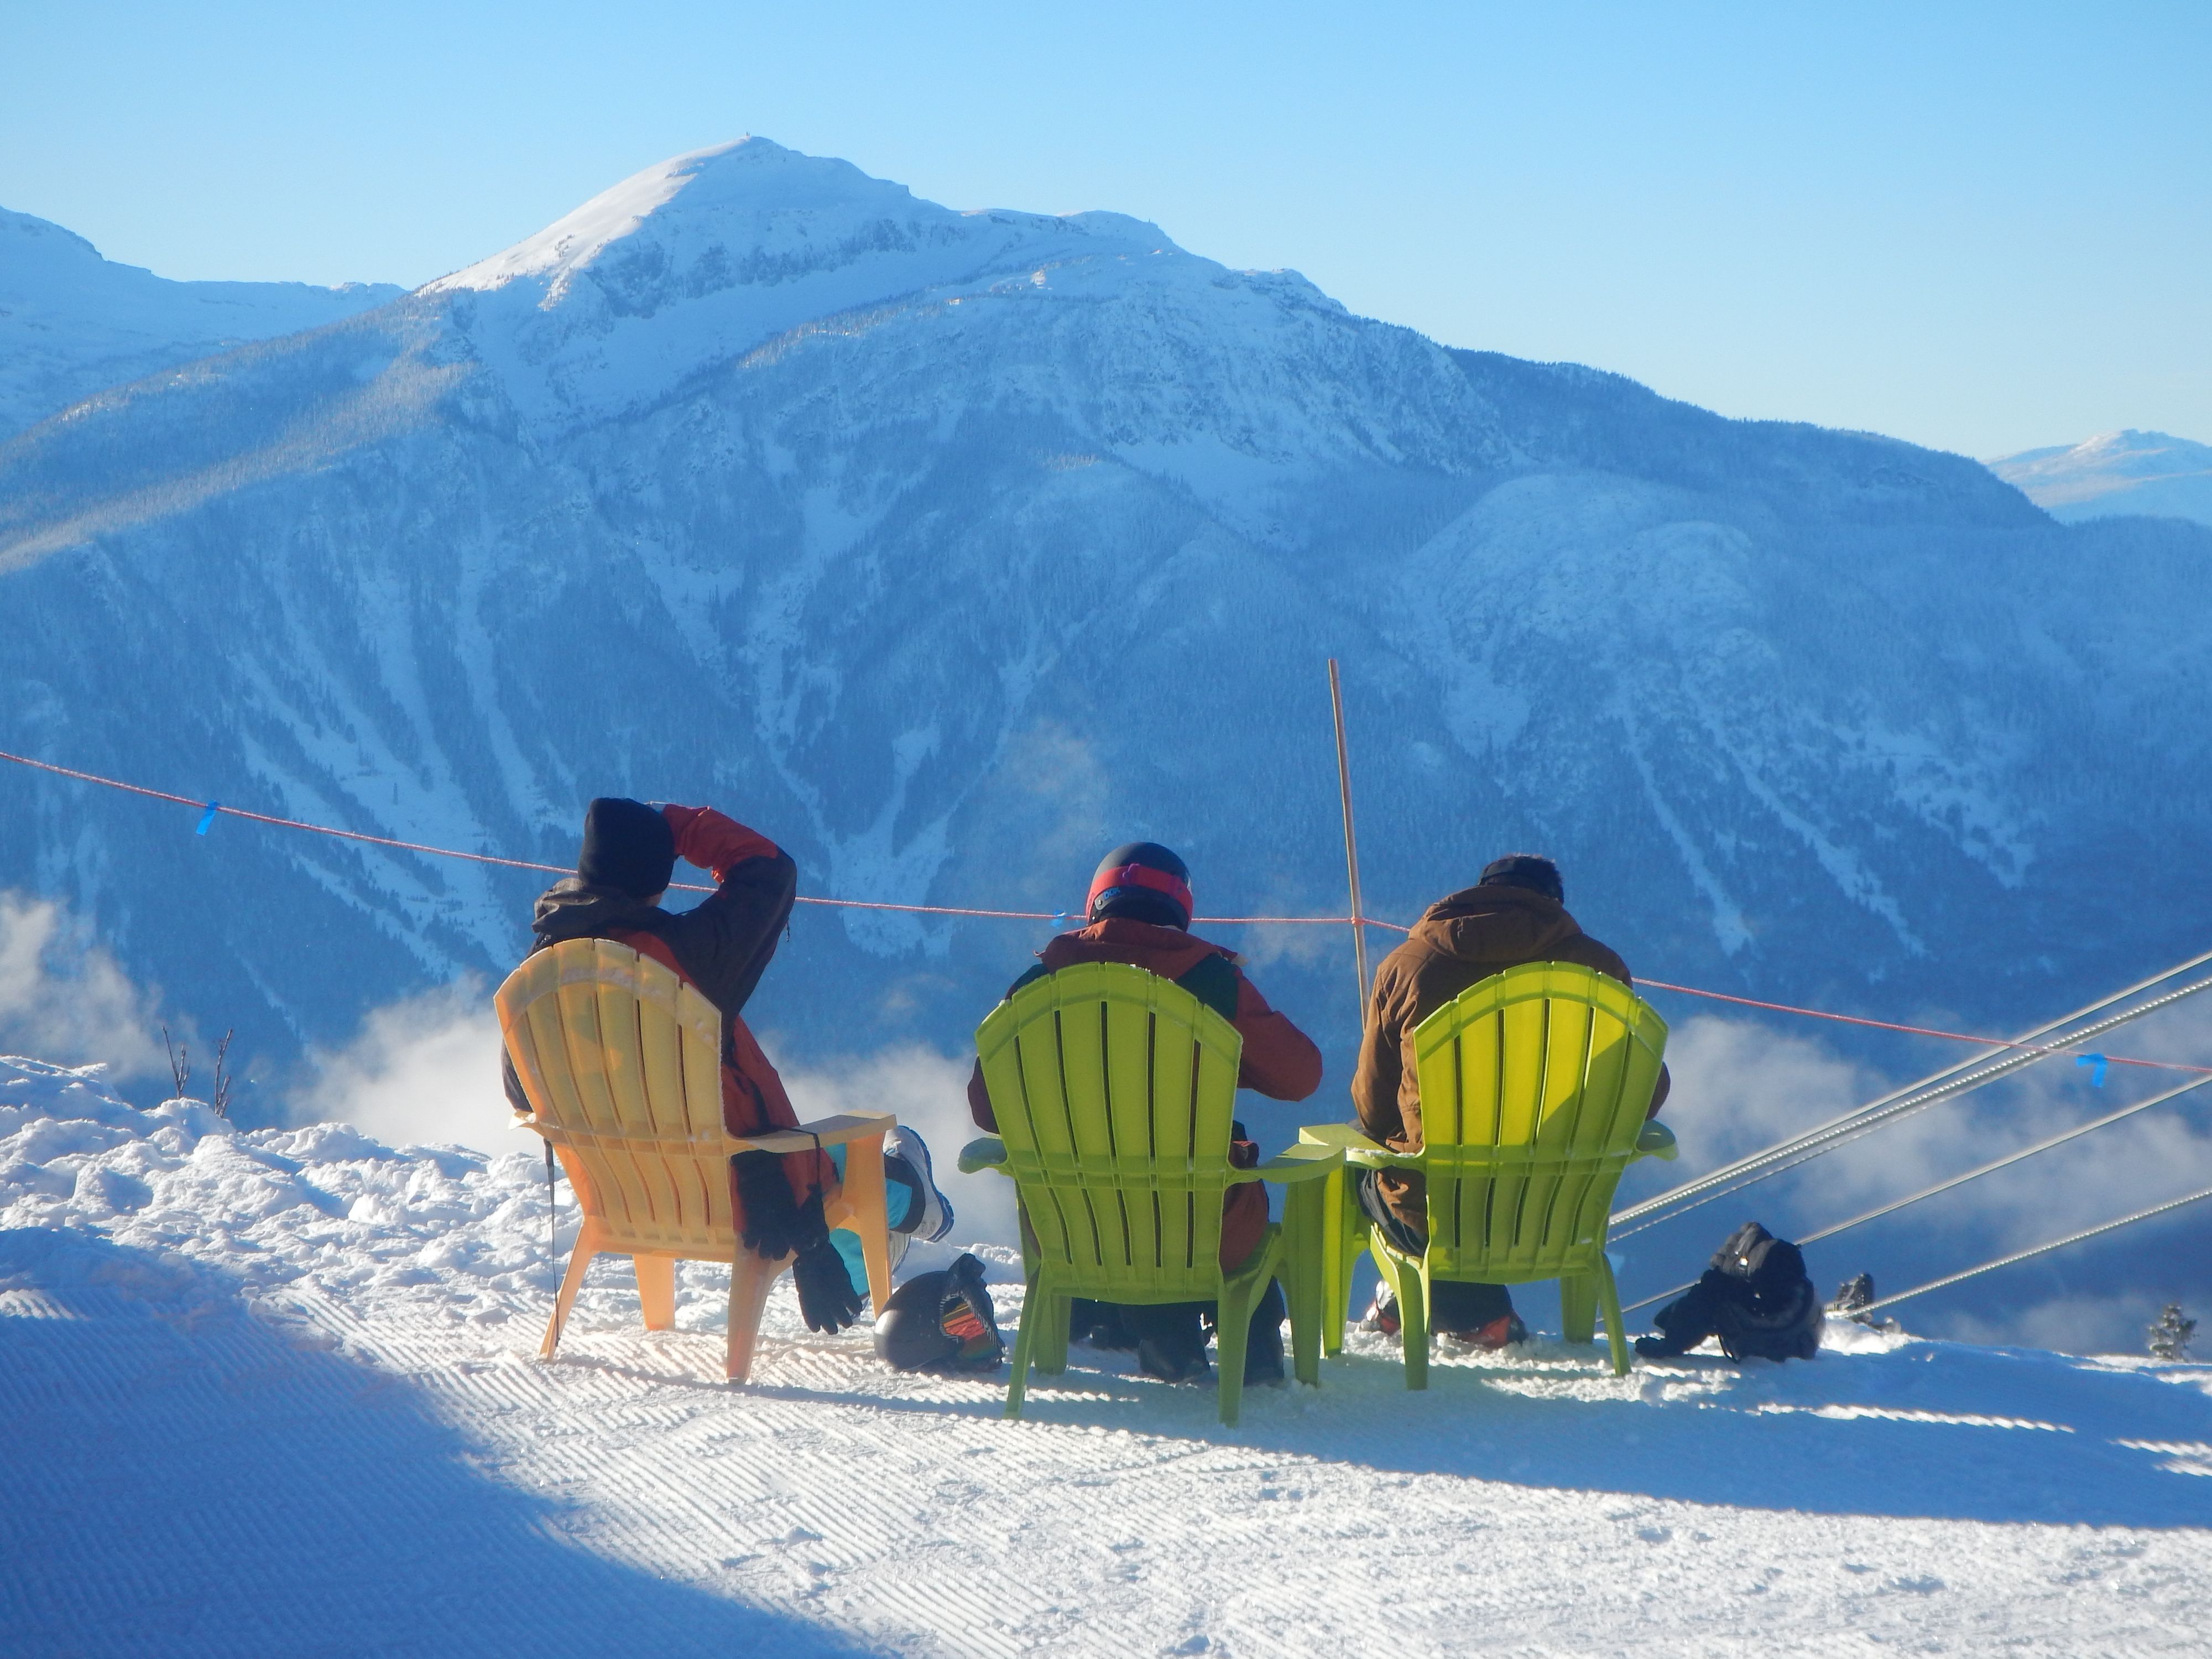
[425,137,829,299]
[417,138,1200,427]
[1987,428,2212,524]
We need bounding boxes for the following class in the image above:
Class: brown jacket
[1350,884,1668,1229]
[968,917,1323,1269]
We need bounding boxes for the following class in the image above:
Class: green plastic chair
[1303,961,1677,1388]
[960,961,1342,1426]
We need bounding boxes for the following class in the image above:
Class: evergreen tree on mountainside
[2148,1304,2195,1361]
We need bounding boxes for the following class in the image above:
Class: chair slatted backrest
[975,961,1244,1300]
[1408,961,1668,1282]
[495,937,734,1257]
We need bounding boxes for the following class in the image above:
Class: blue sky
[6,2,2205,457]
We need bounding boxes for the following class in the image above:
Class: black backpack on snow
[1634,1221,1822,1363]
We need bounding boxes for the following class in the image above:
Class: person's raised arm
[654,805,796,1015]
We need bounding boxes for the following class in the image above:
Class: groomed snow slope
[6,1053,2210,1657]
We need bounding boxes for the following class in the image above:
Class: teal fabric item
[826,1143,915,1297]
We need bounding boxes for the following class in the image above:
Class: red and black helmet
[1087,841,1193,930]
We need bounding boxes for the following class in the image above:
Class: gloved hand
[791,1235,866,1334]
[732,1150,825,1261]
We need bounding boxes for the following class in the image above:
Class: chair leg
[1331,1177,1366,1358]
[634,1254,676,1331]
[725,1248,786,1384]
[1005,1270,1045,1420]
[839,1131,894,1314]
[1282,1187,1324,1387]
[540,1219,601,1359]
[1319,1166,1347,1358]
[1034,1287,1071,1376]
[1405,1257,1434,1391]
[1597,1254,1631,1378]
[1214,1280,1255,1429]
[1560,1273,1597,1346]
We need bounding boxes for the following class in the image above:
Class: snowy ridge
[424,135,1195,430]
[4,1053,2210,1654]
[0,206,403,440]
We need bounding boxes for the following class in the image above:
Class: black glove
[791,1235,866,1334]
[732,1150,826,1261]
[1634,1273,1726,1359]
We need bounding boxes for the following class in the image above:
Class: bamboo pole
[1327,659,1371,1016]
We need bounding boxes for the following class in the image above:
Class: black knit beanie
[578,797,676,899]
[1478,853,1564,904]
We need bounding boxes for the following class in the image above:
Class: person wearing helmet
[502,797,954,1335]
[967,842,1323,1385]
[1350,853,1670,1348]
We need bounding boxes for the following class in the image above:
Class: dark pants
[1357,1169,1515,1332]
[1072,1280,1287,1365]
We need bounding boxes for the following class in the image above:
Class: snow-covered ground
[6,1053,2209,1657]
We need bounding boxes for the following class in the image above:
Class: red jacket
[967,917,1323,1269]
[506,805,833,1209]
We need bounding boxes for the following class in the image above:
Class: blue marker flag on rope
[195,802,220,836]
[2077,1053,2109,1087]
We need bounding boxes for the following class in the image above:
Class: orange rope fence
[4,744,2205,1077]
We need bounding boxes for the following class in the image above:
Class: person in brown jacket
[969,842,1324,1385]
[1349,853,1670,1348]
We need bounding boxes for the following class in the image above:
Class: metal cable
[1611,956,2212,1237]
[1861,1184,2212,1313]
[1619,1071,2212,1313]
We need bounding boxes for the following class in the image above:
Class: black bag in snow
[1634,1221,1822,1363]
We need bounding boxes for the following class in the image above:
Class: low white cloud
[0,891,170,1082]
[293,979,514,1157]
[781,1043,1018,1246]
[1659,1013,1884,1179]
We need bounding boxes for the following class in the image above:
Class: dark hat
[1087,841,1193,930]
[578,797,676,899]
[1478,853,1563,903]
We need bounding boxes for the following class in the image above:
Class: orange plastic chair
[496,936,895,1382]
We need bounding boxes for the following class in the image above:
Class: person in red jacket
[504,798,951,1334]
[968,842,1324,1385]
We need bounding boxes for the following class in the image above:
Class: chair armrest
[1634,1120,1678,1162]
[728,1111,896,1155]
[1298,1121,1418,1167]
[1245,1142,1342,1185]
[1296,1122,1387,1153]
[958,1135,1009,1175]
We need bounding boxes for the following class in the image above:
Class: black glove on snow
[791,1235,866,1334]
[732,1150,825,1261]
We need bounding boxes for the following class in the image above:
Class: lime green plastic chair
[960,961,1342,1426]
[1303,961,1676,1388]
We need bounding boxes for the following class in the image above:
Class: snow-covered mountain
[2,137,2208,1129]
[1987,429,2212,525]
[0,207,403,441]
